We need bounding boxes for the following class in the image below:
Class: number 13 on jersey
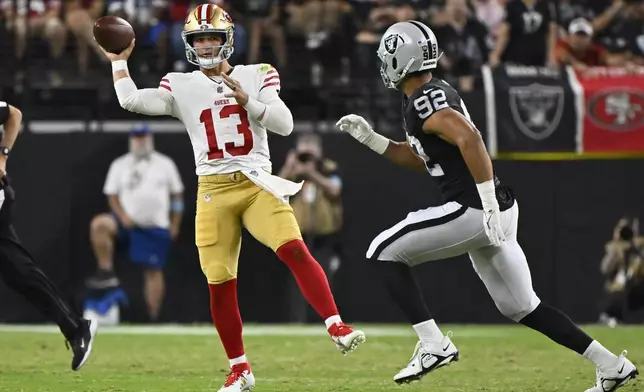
[200,105,254,160]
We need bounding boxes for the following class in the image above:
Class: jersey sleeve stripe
[161,78,170,83]
[266,69,278,76]
[263,75,279,83]
[260,82,280,91]
[159,84,172,92]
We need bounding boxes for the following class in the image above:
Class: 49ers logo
[221,10,233,24]
[588,88,644,132]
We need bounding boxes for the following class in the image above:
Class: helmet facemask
[378,50,417,90]
[182,28,235,69]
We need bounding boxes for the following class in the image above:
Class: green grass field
[0,324,641,392]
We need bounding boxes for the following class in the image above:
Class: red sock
[276,239,339,320]
[209,280,245,360]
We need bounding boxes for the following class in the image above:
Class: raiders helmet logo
[384,34,400,54]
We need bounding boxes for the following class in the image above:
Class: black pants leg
[0,183,82,341]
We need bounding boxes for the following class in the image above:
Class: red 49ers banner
[576,66,644,153]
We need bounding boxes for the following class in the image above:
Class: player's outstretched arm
[100,39,174,116]
[336,114,426,173]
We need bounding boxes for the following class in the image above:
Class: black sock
[520,303,593,355]
[0,232,83,341]
[372,260,432,324]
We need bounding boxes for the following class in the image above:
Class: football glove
[477,180,506,247]
[335,114,389,154]
[483,207,506,247]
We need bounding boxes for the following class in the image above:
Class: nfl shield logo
[217,86,224,93]
[204,194,211,202]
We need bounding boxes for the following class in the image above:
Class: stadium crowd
[0,0,642,92]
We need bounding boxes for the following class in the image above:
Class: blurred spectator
[472,0,506,37]
[554,18,621,71]
[592,0,644,65]
[622,0,644,64]
[489,0,558,67]
[64,0,106,76]
[435,0,490,92]
[355,0,415,126]
[2,0,67,85]
[591,0,625,36]
[85,126,184,324]
[555,0,597,32]
[283,0,353,120]
[278,133,343,323]
[107,0,172,72]
[598,218,644,327]
[244,0,286,68]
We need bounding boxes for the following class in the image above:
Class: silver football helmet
[377,20,442,89]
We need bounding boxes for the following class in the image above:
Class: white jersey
[160,64,281,176]
[103,151,184,229]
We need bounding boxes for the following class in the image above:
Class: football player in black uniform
[0,101,97,371]
[336,20,638,392]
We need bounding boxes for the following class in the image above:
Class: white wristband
[366,132,390,155]
[476,179,498,211]
[112,60,128,73]
[244,97,267,121]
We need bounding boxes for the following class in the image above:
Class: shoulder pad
[258,64,275,74]
[410,86,450,120]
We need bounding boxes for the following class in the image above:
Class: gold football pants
[195,172,302,284]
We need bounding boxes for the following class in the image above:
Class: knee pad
[496,294,541,322]
[203,263,237,285]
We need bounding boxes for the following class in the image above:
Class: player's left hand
[483,208,506,247]
[222,73,249,106]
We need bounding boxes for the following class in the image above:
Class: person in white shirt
[85,125,184,323]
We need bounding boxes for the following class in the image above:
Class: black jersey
[402,78,514,211]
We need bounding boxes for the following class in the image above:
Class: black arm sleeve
[0,102,9,125]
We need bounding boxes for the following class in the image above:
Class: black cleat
[85,269,120,290]
[67,319,98,371]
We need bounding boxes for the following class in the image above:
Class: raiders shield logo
[509,84,564,141]
[588,88,644,132]
[384,34,400,54]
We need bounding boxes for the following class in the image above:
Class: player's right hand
[483,208,506,247]
[98,38,135,62]
[335,114,375,145]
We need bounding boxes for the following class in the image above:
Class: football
[93,16,135,54]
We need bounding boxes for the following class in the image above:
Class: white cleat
[328,322,366,355]
[218,364,255,392]
[393,333,459,384]
[584,351,638,392]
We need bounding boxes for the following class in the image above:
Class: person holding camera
[279,133,343,323]
[599,218,644,327]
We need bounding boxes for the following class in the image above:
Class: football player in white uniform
[99,4,365,391]
[337,20,638,392]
